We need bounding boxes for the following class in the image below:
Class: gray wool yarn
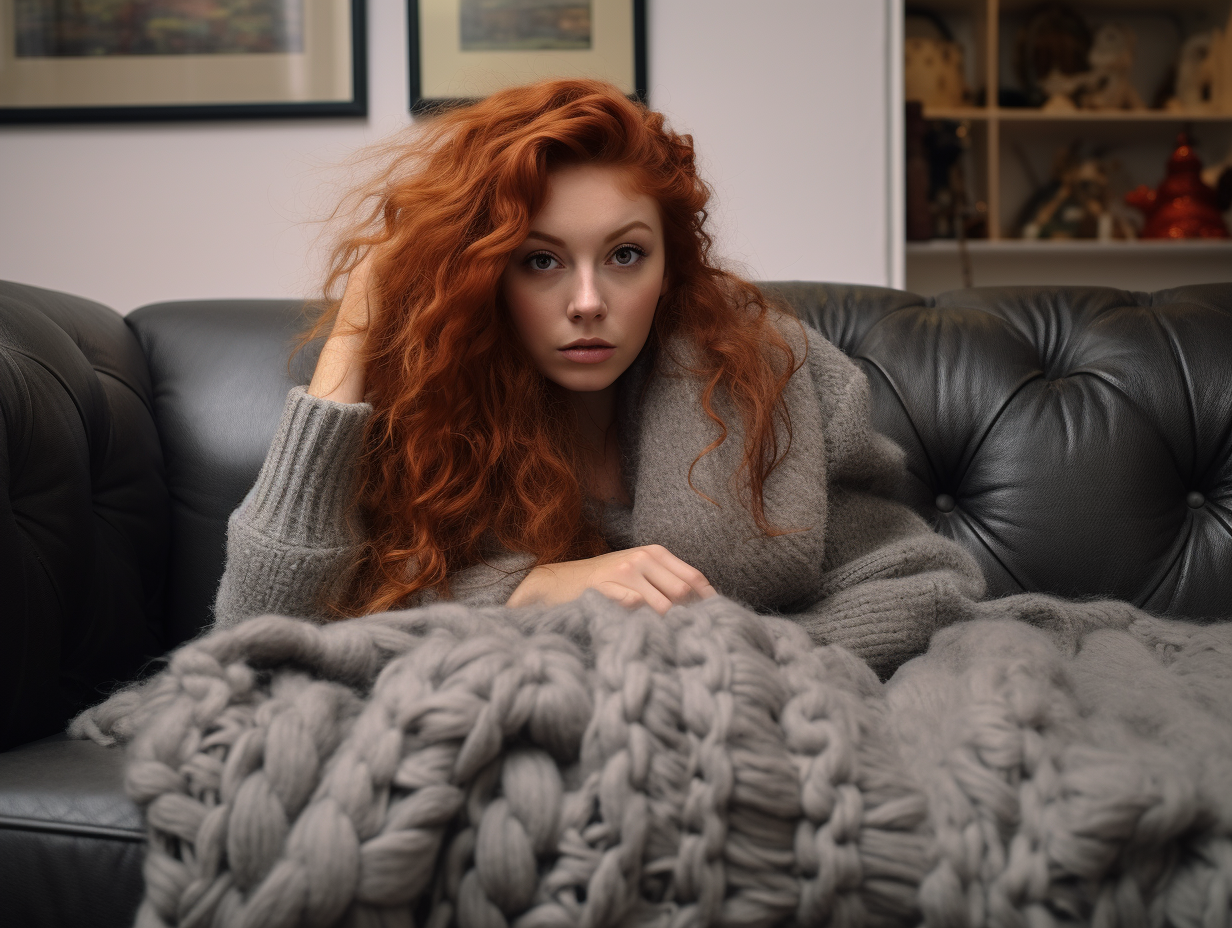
[72,594,1232,928]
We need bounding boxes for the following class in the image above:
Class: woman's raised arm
[211,259,377,629]
[309,254,374,404]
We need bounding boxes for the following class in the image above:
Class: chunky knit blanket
[73,592,1232,928]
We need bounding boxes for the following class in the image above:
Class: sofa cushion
[125,285,1232,643]
[0,281,167,749]
[0,736,143,927]
[772,281,1232,617]
[126,300,323,647]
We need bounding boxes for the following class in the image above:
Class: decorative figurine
[905,35,968,109]
[1206,5,1232,114]
[1124,133,1230,239]
[1077,23,1145,110]
[1165,32,1215,113]
[1017,143,1135,240]
[1014,4,1092,108]
[1165,8,1232,115]
[1039,69,1083,112]
[1037,23,1145,111]
[923,120,985,241]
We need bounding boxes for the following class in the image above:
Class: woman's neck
[567,386,630,506]
[568,387,616,455]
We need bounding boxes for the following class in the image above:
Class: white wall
[650,2,894,289]
[0,2,892,314]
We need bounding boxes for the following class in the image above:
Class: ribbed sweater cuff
[243,386,373,547]
[800,572,980,677]
[814,585,941,674]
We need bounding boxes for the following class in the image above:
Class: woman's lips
[560,346,615,363]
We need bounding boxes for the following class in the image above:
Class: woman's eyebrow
[523,220,654,248]
[603,220,653,243]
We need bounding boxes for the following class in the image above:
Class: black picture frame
[408,0,646,115]
[0,1,367,124]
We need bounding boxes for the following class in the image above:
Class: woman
[215,78,988,676]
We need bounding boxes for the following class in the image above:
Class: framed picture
[0,0,366,123]
[409,0,645,114]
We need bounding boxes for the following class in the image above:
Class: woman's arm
[212,388,372,628]
[309,254,373,404]
[212,261,377,628]
[783,330,987,677]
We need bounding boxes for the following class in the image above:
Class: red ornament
[1125,132,1230,239]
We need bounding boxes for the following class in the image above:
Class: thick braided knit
[888,617,1232,928]
[73,594,1232,928]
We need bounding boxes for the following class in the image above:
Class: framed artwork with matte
[409,0,646,114]
[0,0,366,123]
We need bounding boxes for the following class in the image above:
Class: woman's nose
[568,269,605,321]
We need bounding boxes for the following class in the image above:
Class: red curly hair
[311,78,802,615]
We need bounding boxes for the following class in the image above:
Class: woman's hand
[308,255,375,404]
[506,545,717,615]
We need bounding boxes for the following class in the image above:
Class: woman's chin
[549,369,620,396]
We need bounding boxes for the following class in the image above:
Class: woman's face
[501,163,667,397]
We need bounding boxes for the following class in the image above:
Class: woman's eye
[527,253,559,271]
[611,245,645,267]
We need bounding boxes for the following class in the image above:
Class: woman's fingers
[640,545,717,601]
[595,580,671,615]
[638,559,707,607]
[592,546,715,615]
[507,545,715,614]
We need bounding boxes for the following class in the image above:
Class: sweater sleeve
[784,331,987,677]
[212,386,373,629]
[213,386,537,629]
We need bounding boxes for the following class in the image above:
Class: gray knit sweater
[215,316,1144,675]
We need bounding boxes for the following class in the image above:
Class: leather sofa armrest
[0,281,167,749]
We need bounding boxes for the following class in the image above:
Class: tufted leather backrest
[771,282,1232,618]
[131,283,1232,629]
[4,281,1229,750]
[125,301,321,647]
[0,282,166,750]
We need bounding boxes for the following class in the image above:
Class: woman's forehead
[546,160,646,193]
[537,163,658,225]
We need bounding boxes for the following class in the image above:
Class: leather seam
[0,814,144,842]
[1156,311,1199,483]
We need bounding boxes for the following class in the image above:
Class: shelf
[995,109,1232,122]
[922,107,1232,122]
[905,0,1232,277]
[906,238,1232,294]
[920,107,992,120]
[999,0,1220,11]
[908,239,1232,253]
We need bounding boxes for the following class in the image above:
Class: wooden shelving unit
[926,107,1232,121]
[905,0,1232,291]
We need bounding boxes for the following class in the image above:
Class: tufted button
[935,494,956,513]
[1187,491,1205,509]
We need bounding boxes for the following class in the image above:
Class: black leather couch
[2,278,1230,926]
